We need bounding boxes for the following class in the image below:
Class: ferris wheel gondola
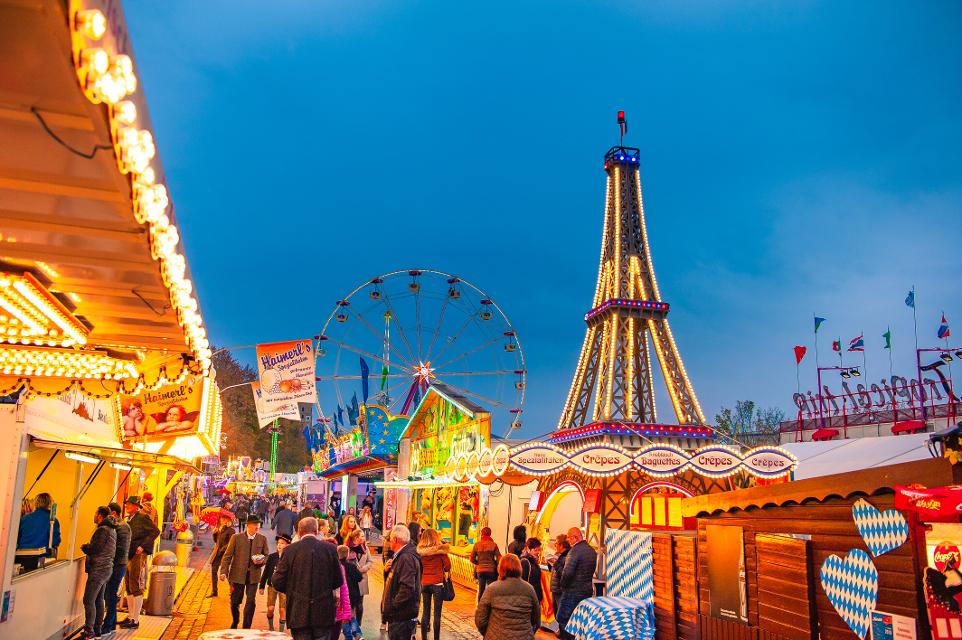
[315,270,526,437]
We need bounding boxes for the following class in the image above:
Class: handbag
[442,572,455,602]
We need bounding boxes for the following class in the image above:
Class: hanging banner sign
[509,444,569,475]
[255,339,318,411]
[252,381,299,428]
[120,379,204,441]
[572,445,633,475]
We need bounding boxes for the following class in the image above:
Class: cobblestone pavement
[160,528,554,640]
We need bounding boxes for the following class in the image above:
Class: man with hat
[259,533,291,631]
[220,515,269,629]
[119,496,160,629]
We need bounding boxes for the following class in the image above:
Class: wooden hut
[680,457,961,639]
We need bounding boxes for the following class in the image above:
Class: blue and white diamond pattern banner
[852,498,909,557]
[566,597,654,640]
[819,548,879,639]
[605,528,654,602]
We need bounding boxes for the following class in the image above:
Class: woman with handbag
[417,528,451,640]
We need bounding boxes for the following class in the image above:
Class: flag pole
[888,326,894,379]
[861,329,867,380]
[912,285,919,360]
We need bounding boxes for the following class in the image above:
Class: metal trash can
[174,529,195,568]
[145,551,178,616]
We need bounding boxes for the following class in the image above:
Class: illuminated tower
[558,139,706,430]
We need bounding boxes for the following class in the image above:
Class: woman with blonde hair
[475,554,541,640]
[416,528,451,640]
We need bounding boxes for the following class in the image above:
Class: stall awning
[317,456,391,480]
[375,478,479,490]
[782,433,932,480]
[31,436,199,473]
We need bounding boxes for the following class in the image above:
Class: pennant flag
[380,363,389,391]
[345,393,360,425]
[814,317,826,333]
[832,339,842,352]
[905,290,915,308]
[359,357,370,402]
[939,313,951,339]
[848,335,865,352]
[617,110,627,138]
[336,405,345,429]
[793,345,807,365]
[882,328,892,349]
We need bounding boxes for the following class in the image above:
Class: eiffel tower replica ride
[540,114,728,529]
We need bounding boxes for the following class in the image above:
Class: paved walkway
[159,528,555,640]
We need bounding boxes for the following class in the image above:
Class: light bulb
[76,9,107,40]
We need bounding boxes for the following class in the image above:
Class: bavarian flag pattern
[819,549,878,639]
[566,597,655,640]
[852,498,909,557]
[604,528,654,602]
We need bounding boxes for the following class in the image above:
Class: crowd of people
[202,503,607,640]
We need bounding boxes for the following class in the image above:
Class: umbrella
[200,506,235,528]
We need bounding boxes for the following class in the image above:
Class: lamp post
[817,365,862,428]
[916,346,960,421]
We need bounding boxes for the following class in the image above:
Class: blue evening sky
[125,1,962,437]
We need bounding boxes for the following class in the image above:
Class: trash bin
[145,551,178,616]
[175,529,194,568]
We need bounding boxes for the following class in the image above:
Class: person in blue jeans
[101,503,131,634]
[556,527,597,640]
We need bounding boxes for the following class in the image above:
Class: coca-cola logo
[934,543,960,572]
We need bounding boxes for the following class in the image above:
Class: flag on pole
[905,290,915,308]
[793,345,807,365]
[617,110,627,138]
[882,328,892,349]
[848,335,865,352]
[938,313,951,339]
[814,317,826,333]
[359,357,370,402]
[832,339,842,352]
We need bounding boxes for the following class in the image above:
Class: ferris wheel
[314,270,526,437]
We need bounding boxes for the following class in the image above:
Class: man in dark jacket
[81,506,117,638]
[557,527,597,640]
[271,501,297,540]
[120,496,160,629]
[102,503,131,635]
[272,517,343,640]
[208,513,236,597]
[220,515,269,629]
[381,524,422,640]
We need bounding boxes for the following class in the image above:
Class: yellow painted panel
[668,496,683,527]
[653,496,666,526]
[640,496,652,525]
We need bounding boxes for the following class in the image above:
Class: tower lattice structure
[558,146,706,430]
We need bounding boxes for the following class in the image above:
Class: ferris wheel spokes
[428,307,481,365]
[350,306,416,369]
[379,289,420,364]
[433,335,502,372]
[435,379,513,410]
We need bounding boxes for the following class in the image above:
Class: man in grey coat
[80,506,117,638]
[220,515,269,629]
[102,502,131,635]
[556,527,597,640]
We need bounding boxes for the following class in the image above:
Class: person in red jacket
[417,529,451,640]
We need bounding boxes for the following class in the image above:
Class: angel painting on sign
[152,405,199,433]
[121,399,146,438]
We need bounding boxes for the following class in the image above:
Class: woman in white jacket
[347,529,374,625]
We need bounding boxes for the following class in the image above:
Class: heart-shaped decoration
[820,549,878,639]
[852,498,909,557]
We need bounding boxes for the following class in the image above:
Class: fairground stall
[677,432,962,640]
[0,0,219,636]
[376,384,538,585]
[309,402,409,535]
